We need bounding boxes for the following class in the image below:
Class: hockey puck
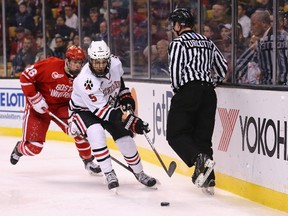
[160,202,170,206]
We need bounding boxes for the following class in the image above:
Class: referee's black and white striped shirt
[168,30,227,92]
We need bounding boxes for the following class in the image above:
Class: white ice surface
[1,136,287,216]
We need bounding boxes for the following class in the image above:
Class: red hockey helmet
[65,46,85,77]
[66,45,85,61]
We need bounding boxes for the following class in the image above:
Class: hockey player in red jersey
[10,46,101,175]
[68,40,156,190]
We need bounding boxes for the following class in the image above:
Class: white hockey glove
[27,92,48,114]
[68,121,81,138]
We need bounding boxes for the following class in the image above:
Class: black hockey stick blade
[167,161,177,177]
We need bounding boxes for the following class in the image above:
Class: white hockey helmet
[88,40,111,60]
[88,40,111,77]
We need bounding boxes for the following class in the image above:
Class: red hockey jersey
[20,57,73,106]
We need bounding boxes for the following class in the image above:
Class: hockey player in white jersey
[68,40,156,190]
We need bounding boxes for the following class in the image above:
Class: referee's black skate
[10,141,22,165]
[192,153,215,188]
[134,171,157,187]
[82,155,102,175]
[105,170,119,190]
[201,170,216,195]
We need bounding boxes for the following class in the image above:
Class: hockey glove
[119,88,135,111]
[123,114,150,134]
[68,121,81,138]
[67,114,86,138]
[27,92,48,114]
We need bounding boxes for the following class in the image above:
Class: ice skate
[10,142,22,165]
[105,170,119,191]
[134,171,157,188]
[202,179,215,195]
[192,153,215,188]
[83,156,102,176]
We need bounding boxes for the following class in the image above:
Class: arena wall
[1,79,287,213]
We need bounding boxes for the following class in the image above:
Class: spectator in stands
[11,36,36,77]
[218,24,232,54]
[71,33,80,47]
[64,4,78,30]
[94,20,108,43]
[85,7,104,40]
[14,2,35,34]
[236,10,288,85]
[9,27,26,61]
[151,20,168,45]
[206,1,231,41]
[238,3,251,40]
[83,35,92,45]
[143,45,159,75]
[55,0,77,16]
[112,0,129,20]
[112,19,130,67]
[203,23,216,40]
[151,0,170,20]
[217,23,233,82]
[34,33,55,62]
[134,20,148,51]
[155,39,169,76]
[100,0,108,21]
[34,52,45,62]
[110,8,123,37]
[52,15,75,42]
[53,34,67,59]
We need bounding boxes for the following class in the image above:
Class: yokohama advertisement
[213,88,288,194]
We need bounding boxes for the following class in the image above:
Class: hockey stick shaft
[128,108,176,177]
[44,109,133,173]
[143,131,176,177]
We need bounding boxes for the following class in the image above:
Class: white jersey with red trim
[70,56,124,121]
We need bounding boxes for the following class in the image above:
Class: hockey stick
[143,131,176,177]
[128,109,177,177]
[43,109,133,173]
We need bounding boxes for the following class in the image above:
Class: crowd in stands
[3,0,288,84]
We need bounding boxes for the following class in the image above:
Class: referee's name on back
[184,40,213,49]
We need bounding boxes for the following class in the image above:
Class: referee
[166,8,227,190]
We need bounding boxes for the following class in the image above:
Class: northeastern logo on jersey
[52,72,64,79]
[84,79,93,90]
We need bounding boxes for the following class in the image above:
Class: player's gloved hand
[68,121,81,138]
[27,92,48,114]
[119,88,135,111]
[123,114,150,134]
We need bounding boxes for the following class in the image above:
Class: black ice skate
[104,170,119,190]
[10,142,22,165]
[200,170,216,195]
[134,171,157,187]
[83,155,102,176]
[192,153,215,188]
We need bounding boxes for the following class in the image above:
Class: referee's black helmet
[168,8,195,27]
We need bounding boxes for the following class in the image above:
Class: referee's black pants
[166,81,216,167]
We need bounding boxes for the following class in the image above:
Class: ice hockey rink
[1,136,287,216]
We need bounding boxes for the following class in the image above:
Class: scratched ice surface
[0,136,287,216]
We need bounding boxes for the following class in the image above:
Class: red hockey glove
[119,88,135,111]
[27,92,48,114]
[123,114,150,134]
